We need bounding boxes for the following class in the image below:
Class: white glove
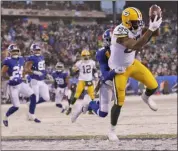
[149,15,162,32]
[33,71,43,76]
[114,67,126,74]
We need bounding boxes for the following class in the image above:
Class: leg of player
[71,84,112,123]
[39,81,50,102]
[66,88,72,106]
[88,83,112,117]
[66,81,84,115]
[108,74,128,141]
[87,84,95,115]
[3,85,20,127]
[30,79,40,105]
[131,60,158,111]
[55,87,66,113]
[20,83,41,123]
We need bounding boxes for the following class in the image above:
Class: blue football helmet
[7,44,20,58]
[55,62,64,72]
[30,43,41,56]
[102,29,112,47]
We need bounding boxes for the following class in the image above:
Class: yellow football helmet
[122,7,143,30]
[81,50,90,60]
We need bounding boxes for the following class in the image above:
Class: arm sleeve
[2,58,10,66]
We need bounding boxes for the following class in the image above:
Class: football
[149,4,162,21]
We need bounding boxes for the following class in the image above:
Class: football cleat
[66,107,72,115]
[141,93,158,111]
[61,108,66,113]
[3,116,8,127]
[88,110,94,115]
[71,103,84,123]
[108,129,119,141]
[71,101,89,123]
[34,118,41,123]
[3,120,8,127]
[27,113,41,123]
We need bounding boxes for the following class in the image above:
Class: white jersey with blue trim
[109,23,143,69]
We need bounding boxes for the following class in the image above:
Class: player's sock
[88,100,98,113]
[29,94,36,114]
[111,104,122,126]
[56,103,62,108]
[36,97,46,104]
[145,87,158,96]
[6,106,19,117]
[67,99,71,106]
[71,97,77,105]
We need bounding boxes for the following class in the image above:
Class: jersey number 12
[82,65,91,74]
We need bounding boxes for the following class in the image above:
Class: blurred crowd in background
[1,1,96,11]
[2,9,177,76]
[1,1,177,104]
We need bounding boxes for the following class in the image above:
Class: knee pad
[145,87,158,96]
[98,110,108,118]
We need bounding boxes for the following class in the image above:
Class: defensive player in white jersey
[2,44,41,127]
[108,6,162,140]
[66,50,98,115]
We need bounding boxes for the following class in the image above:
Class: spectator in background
[1,8,177,76]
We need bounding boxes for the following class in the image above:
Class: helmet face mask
[130,20,143,30]
[10,50,20,58]
[82,55,90,60]
[30,44,41,56]
[81,50,90,61]
[55,63,64,72]
[33,49,41,56]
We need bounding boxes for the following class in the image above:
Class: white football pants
[30,79,50,103]
[55,87,71,104]
[9,82,34,107]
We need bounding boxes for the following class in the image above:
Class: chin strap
[35,54,41,56]
[11,55,19,59]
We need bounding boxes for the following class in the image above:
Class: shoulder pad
[113,24,129,38]
[4,57,11,60]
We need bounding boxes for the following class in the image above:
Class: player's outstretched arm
[117,15,162,51]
